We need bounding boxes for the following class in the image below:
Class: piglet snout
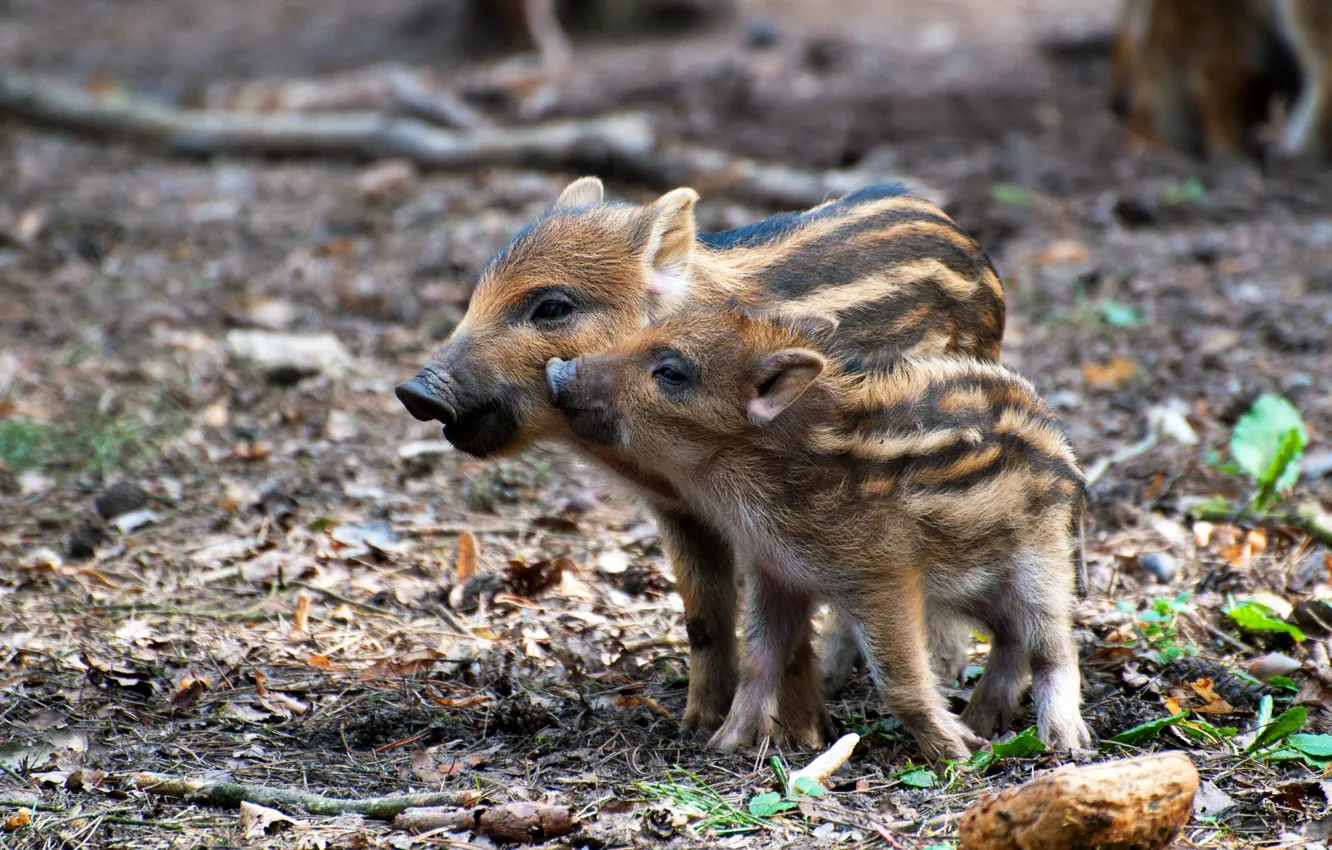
[546,357,579,406]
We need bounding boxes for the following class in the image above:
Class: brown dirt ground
[3,1,1332,848]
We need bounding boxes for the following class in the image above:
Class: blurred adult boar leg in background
[397,177,1005,746]
[1111,0,1331,158]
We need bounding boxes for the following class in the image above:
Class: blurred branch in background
[0,71,939,210]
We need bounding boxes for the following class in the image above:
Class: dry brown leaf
[456,531,479,582]
[410,750,441,783]
[431,694,494,709]
[239,800,297,837]
[292,591,311,634]
[1187,679,1236,714]
[1035,238,1090,265]
[1082,356,1138,391]
[308,654,334,669]
[609,694,674,719]
[503,556,572,597]
[360,649,442,681]
[169,677,210,711]
[3,809,31,831]
[1163,695,1183,716]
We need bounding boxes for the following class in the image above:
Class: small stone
[1113,193,1158,227]
[358,159,417,202]
[66,522,107,561]
[745,17,780,49]
[95,482,149,520]
[804,36,849,72]
[112,508,159,535]
[1246,652,1302,682]
[225,330,355,382]
[1137,552,1178,583]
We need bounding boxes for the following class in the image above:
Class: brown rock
[958,752,1198,850]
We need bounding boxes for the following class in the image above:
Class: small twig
[0,800,63,812]
[387,69,491,131]
[53,601,270,621]
[620,635,687,654]
[1187,613,1255,655]
[1189,503,1332,547]
[523,0,573,78]
[286,580,468,634]
[132,772,480,820]
[1085,432,1158,488]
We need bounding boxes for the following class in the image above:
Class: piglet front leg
[710,570,814,752]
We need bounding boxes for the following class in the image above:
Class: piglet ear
[553,176,605,210]
[748,349,826,426]
[641,187,700,308]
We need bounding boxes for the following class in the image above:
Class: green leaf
[768,755,788,791]
[1100,300,1144,328]
[1108,711,1189,745]
[1179,717,1236,743]
[1247,706,1307,753]
[307,516,336,532]
[1257,428,1305,510]
[991,727,1047,759]
[1256,694,1273,732]
[791,776,826,798]
[989,183,1031,206]
[1287,733,1332,758]
[897,767,936,788]
[747,792,797,817]
[1230,394,1307,493]
[1268,675,1299,693]
[1225,602,1305,642]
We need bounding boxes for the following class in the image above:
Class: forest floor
[3,1,1332,848]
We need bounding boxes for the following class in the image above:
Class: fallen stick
[0,73,651,168]
[132,772,480,819]
[395,802,576,842]
[386,68,492,131]
[1189,502,1332,547]
[0,72,938,210]
[786,732,860,796]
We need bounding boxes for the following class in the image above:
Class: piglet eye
[531,300,573,322]
[653,365,687,386]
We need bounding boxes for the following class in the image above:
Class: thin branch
[0,72,939,210]
[1189,503,1332,547]
[132,772,480,820]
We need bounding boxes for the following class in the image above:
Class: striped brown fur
[547,308,1090,759]
[1112,0,1331,158]
[395,177,1004,748]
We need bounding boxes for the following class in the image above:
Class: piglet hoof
[960,695,1016,741]
[681,703,727,738]
[708,704,774,752]
[917,716,985,763]
[1040,716,1093,752]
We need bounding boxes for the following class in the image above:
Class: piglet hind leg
[968,548,1090,750]
[654,508,739,736]
[851,577,983,762]
[710,571,813,752]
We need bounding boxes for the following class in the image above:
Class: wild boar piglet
[546,308,1091,760]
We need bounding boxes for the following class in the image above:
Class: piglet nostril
[395,376,456,423]
[545,357,577,405]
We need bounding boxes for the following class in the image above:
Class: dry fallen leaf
[1082,356,1138,391]
[456,531,479,582]
[292,591,311,634]
[3,809,31,831]
[1035,238,1090,265]
[1188,679,1236,714]
[308,654,334,669]
[239,800,297,837]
